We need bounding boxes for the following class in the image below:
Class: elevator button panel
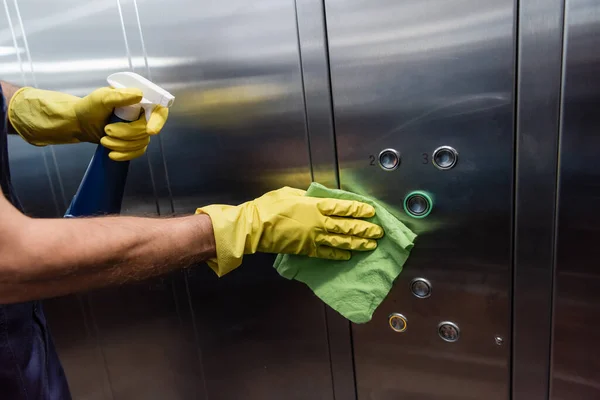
[378,148,400,171]
[404,191,433,218]
[388,313,408,332]
[432,146,459,170]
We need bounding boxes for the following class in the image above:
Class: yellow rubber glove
[8,86,168,161]
[196,187,384,277]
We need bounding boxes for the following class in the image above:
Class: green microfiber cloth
[273,182,417,324]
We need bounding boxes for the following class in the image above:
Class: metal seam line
[548,0,569,396]
[115,0,162,216]
[12,0,67,212]
[2,0,25,83]
[6,0,62,215]
[509,0,521,396]
[292,0,315,184]
[320,0,340,189]
[132,0,176,215]
[115,0,134,71]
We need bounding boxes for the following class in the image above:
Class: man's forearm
[0,211,216,303]
[1,80,20,134]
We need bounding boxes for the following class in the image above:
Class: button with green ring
[403,190,433,218]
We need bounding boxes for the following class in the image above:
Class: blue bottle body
[64,113,131,218]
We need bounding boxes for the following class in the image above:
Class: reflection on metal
[432,146,458,170]
[8,0,327,399]
[438,321,460,343]
[388,313,408,333]
[7,0,600,398]
[295,0,339,188]
[378,148,400,171]
[403,191,433,219]
[410,277,432,299]
[327,0,516,397]
[512,0,564,398]
[551,1,600,399]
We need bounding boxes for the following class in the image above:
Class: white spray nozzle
[107,71,175,122]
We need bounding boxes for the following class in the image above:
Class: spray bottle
[64,72,175,218]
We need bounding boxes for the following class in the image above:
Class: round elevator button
[410,277,432,298]
[403,191,433,218]
[378,148,400,171]
[438,321,460,342]
[388,313,408,332]
[432,146,458,170]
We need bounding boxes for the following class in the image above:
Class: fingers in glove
[315,246,352,261]
[316,233,378,251]
[100,135,150,152]
[147,106,169,135]
[104,117,148,141]
[108,147,148,162]
[324,216,384,239]
[99,87,143,109]
[281,187,306,196]
[317,199,375,219]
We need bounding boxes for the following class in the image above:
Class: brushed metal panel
[512,0,564,398]
[551,1,600,399]
[2,0,61,218]
[12,1,190,398]
[295,1,355,398]
[325,0,516,398]
[134,0,332,399]
[295,0,338,188]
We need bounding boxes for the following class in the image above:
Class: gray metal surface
[4,0,335,399]
[295,1,355,398]
[134,1,334,398]
[5,1,176,398]
[512,0,564,398]
[1,0,61,218]
[324,0,516,398]
[551,0,600,399]
[295,0,338,188]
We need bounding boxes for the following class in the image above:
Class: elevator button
[432,146,458,170]
[438,321,460,342]
[410,277,432,298]
[388,313,408,332]
[378,148,400,171]
[403,191,433,218]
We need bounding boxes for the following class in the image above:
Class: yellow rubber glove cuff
[196,187,384,277]
[8,86,169,161]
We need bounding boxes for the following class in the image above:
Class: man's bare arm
[1,80,20,134]
[0,192,216,303]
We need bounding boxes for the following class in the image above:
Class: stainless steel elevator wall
[324,0,516,398]
[552,0,600,398]
[5,0,600,399]
[1,0,61,218]
[3,1,332,399]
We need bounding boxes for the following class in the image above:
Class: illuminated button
[378,148,400,171]
[432,146,458,170]
[403,191,433,218]
[438,321,460,342]
[388,313,408,332]
[410,277,432,298]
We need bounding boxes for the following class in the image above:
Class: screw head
[495,336,504,346]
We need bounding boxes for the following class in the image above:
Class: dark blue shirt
[0,86,72,399]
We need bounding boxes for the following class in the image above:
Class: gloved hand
[8,86,168,161]
[196,187,384,277]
